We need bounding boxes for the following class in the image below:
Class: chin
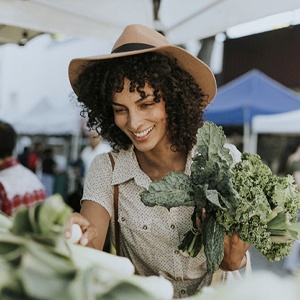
[133,142,156,153]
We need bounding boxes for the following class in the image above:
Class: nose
[128,109,143,130]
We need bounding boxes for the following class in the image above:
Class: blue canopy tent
[204,69,300,152]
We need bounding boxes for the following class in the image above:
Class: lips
[132,126,154,138]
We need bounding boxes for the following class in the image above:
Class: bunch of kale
[141,121,300,274]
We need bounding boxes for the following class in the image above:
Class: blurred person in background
[18,146,30,168]
[66,157,84,213]
[0,120,46,216]
[67,131,111,211]
[286,144,300,189]
[52,152,69,201]
[81,130,111,179]
[41,147,57,197]
[277,139,300,177]
[27,141,42,175]
[17,136,32,168]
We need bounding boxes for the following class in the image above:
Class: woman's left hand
[220,232,250,271]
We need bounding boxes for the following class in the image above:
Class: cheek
[155,108,168,125]
[114,115,125,130]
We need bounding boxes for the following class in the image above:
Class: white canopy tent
[0,107,20,124]
[251,109,300,153]
[12,98,83,161]
[0,0,300,45]
[13,99,82,136]
[252,109,300,134]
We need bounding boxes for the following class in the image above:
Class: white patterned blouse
[82,144,242,299]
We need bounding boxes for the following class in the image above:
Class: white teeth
[133,126,154,138]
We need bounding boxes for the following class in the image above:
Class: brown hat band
[112,43,155,54]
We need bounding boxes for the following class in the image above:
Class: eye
[113,107,127,115]
[141,102,154,108]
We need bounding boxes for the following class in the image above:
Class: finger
[79,232,89,246]
[64,212,87,239]
[64,213,76,239]
[79,225,98,246]
[201,208,206,220]
[195,216,201,229]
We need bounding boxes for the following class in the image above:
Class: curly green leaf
[140,172,195,209]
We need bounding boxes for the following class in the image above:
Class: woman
[66,24,250,298]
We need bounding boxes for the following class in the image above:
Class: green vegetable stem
[178,208,203,257]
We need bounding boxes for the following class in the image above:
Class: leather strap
[108,152,120,256]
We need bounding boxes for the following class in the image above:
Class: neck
[0,156,13,163]
[0,156,17,171]
[135,147,187,181]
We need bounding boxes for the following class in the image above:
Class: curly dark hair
[0,120,17,159]
[73,52,207,152]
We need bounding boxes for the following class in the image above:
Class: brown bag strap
[108,152,120,256]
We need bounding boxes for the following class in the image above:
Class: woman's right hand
[64,212,99,247]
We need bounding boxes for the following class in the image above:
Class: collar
[0,157,19,171]
[111,146,149,188]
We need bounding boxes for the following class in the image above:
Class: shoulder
[88,152,113,174]
[20,165,45,184]
[85,151,123,182]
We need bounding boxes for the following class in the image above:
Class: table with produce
[1,121,300,299]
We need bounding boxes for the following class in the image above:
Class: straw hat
[69,24,216,104]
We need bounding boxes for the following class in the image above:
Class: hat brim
[68,45,216,105]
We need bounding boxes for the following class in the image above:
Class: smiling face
[112,79,170,153]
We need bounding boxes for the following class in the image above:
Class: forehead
[113,79,154,101]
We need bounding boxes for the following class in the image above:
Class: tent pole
[249,132,258,154]
[243,104,251,153]
[71,133,81,162]
[243,123,251,152]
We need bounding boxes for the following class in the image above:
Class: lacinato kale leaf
[140,172,195,209]
[202,214,225,274]
[191,123,238,212]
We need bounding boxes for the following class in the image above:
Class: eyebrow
[112,94,155,106]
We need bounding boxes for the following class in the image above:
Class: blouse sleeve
[81,153,114,218]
